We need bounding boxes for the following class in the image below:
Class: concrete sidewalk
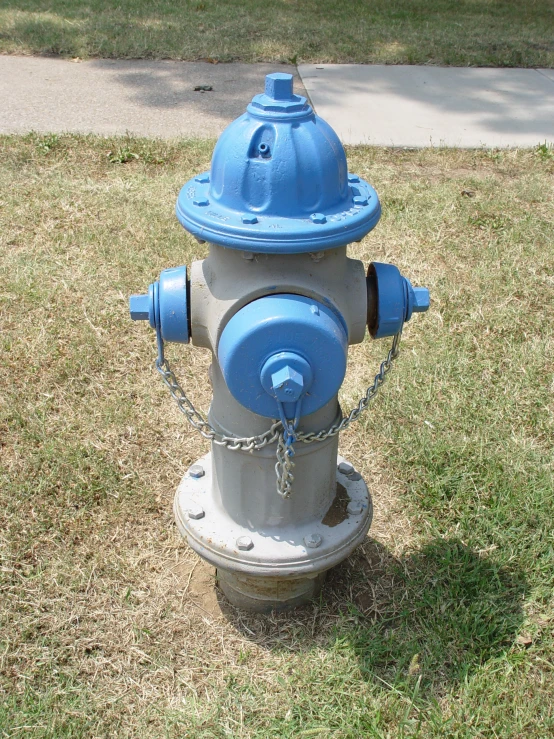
[0,56,305,139]
[1,55,553,147]
[299,64,554,148]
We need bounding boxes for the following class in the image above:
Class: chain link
[154,331,401,497]
[275,433,295,499]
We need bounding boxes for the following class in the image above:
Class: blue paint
[129,265,189,344]
[175,73,381,253]
[367,262,430,338]
[218,294,348,418]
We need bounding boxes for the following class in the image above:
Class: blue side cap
[175,73,381,253]
[218,294,348,419]
[367,262,430,338]
[129,265,189,344]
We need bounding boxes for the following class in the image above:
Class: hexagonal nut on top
[271,365,304,403]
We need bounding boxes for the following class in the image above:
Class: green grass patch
[1,0,553,66]
[1,135,553,737]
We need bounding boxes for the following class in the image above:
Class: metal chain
[155,359,282,451]
[275,433,295,499]
[154,331,401,497]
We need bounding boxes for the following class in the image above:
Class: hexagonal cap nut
[189,464,205,479]
[129,294,150,321]
[265,72,293,101]
[236,536,254,551]
[413,287,430,312]
[187,504,205,520]
[271,365,304,403]
[347,501,364,516]
[304,533,322,549]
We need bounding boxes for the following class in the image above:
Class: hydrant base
[174,452,372,611]
[217,569,327,613]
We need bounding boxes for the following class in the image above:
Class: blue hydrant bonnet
[176,73,381,253]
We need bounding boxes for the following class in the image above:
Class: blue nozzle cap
[367,262,430,338]
[129,266,189,344]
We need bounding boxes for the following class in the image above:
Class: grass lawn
[1,134,554,737]
[1,0,554,67]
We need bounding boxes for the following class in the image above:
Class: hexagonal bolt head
[304,533,322,549]
[189,464,205,479]
[236,536,254,551]
[347,501,364,516]
[271,365,304,403]
[265,72,293,101]
[187,504,205,520]
[310,212,327,224]
[412,287,430,313]
[129,294,150,321]
[338,461,354,476]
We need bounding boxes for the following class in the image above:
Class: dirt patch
[322,482,350,527]
[173,557,223,618]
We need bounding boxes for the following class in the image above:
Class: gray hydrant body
[130,74,429,611]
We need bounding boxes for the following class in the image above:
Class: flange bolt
[189,464,205,479]
[304,533,322,549]
[187,504,205,520]
[347,501,364,516]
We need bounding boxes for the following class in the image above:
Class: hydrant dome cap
[175,73,381,253]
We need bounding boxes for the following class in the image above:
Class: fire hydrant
[130,73,429,612]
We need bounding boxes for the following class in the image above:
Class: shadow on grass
[221,538,526,693]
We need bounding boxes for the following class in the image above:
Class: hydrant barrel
[129,73,430,612]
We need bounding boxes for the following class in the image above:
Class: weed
[535,141,554,160]
[35,133,60,153]
[107,146,139,164]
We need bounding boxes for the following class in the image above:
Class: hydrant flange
[175,452,372,596]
